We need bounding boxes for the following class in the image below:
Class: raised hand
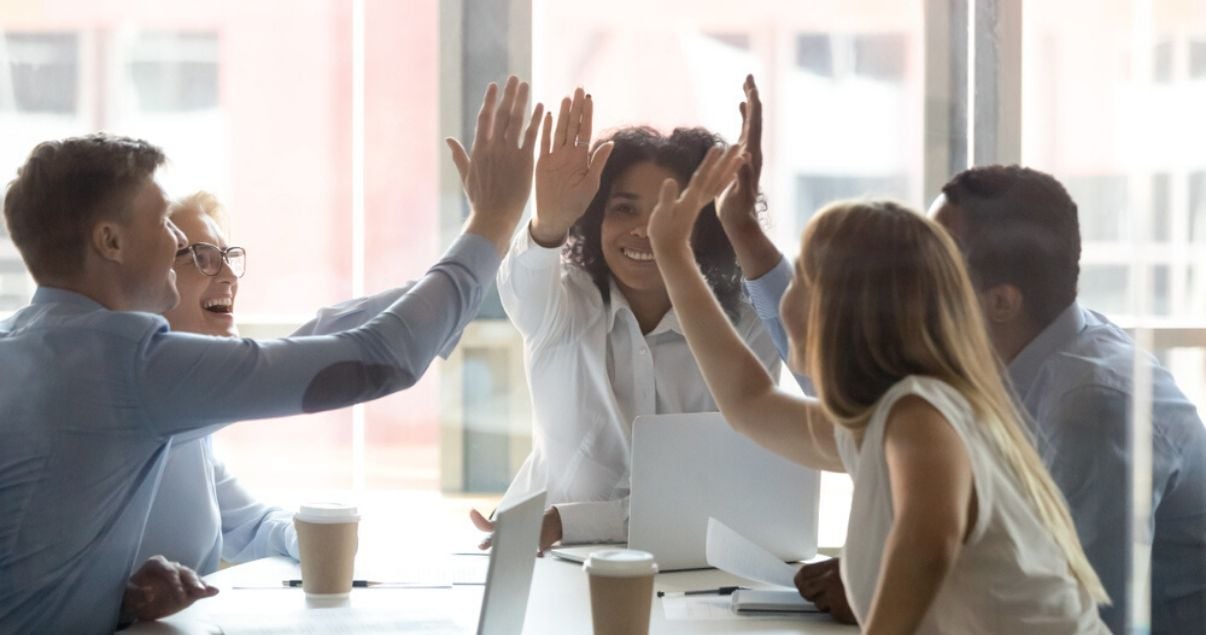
[717,74,763,230]
[715,74,780,279]
[531,87,615,247]
[648,144,746,258]
[119,556,219,625]
[446,75,545,253]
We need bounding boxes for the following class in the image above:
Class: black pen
[280,579,449,588]
[656,585,747,598]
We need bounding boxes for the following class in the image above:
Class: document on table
[220,608,465,634]
[704,517,797,589]
[661,595,796,622]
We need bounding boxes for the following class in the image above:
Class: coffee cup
[293,502,359,597]
[583,549,658,635]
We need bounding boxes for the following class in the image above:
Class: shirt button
[640,347,648,355]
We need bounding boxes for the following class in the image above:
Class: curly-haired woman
[470,88,779,550]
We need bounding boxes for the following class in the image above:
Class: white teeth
[202,298,233,310]
[622,248,655,262]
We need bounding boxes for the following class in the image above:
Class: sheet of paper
[661,596,789,622]
[661,595,734,621]
[221,608,464,634]
[704,518,798,589]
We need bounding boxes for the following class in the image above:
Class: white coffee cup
[583,549,658,635]
[293,503,360,597]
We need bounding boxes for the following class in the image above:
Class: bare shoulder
[883,394,962,452]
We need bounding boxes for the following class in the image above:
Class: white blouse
[496,229,780,543]
[836,376,1110,634]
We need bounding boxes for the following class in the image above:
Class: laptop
[476,489,546,635]
[551,412,820,571]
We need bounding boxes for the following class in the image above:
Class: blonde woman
[645,146,1109,633]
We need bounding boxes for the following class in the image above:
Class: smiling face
[118,179,188,313]
[600,161,682,299]
[162,204,239,336]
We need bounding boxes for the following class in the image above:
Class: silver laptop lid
[477,489,546,635]
[628,413,820,571]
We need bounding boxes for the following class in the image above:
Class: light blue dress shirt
[747,256,1206,635]
[137,284,444,574]
[0,235,497,634]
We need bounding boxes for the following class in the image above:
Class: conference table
[127,554,859,634]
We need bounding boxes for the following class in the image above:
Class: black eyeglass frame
[177,242,247,278]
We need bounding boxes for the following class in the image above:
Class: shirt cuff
[506,221,565,271]
[555,500,628,544]
[744,256,792,321]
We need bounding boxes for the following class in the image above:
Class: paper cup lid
[295,502,360,524]
[583,549,657,577]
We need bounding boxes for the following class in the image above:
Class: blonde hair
[169,190,229,233]
[796,199,1108,604]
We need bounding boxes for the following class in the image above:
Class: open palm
[531,88,614,246]
[648,144,746,255]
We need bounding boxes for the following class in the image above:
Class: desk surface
[127,556,857,634]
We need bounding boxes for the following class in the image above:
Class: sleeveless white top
[835,376,1109,634]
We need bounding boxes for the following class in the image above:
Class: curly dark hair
[563,126,745,318]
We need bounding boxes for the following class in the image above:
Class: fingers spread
[474,82,499,148]
[586,141,615,185]
[445,138,471,183]
[579,94,594,146]
[554,96,571,149]
[505,81,531,144]
[493,76,520,142]
[566,87,586,148]
[539,111,554,157]
[685,145,724,199]
[522,102,544,153]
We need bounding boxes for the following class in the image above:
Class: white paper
[661,596,788,622]
[221,608,463,634]
[704,518,798,589]
[661,595,735,620]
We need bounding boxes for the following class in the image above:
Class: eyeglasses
[177,243,247,278]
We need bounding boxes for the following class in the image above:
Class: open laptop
[551,412,820,571]
[476,489,546,635]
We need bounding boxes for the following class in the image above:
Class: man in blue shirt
[0,76,543,633]
[729,163,1206,633]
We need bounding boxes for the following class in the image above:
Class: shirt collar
[1007,301,1085,398]
[605,278,682,337]
[31,286,107,311]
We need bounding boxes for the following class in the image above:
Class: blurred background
[1,0,1204,595]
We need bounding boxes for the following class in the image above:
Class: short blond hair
[169,190,228,234]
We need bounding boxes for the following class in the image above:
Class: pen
[280,580,450,588]
[656,585,747,598]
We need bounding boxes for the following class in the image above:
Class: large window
[2,3,1204,622]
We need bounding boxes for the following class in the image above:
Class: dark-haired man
[0,77,542,633]
[725,165,1206,634]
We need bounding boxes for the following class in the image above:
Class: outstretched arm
[648,144,842,473]
[139,77,543,437]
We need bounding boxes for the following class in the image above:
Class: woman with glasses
[139,191,441,574]
[135,191,299,573]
